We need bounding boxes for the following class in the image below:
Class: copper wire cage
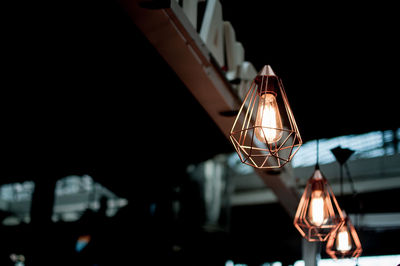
[294,168,344,242]
[326,214,362,259]
[230,65,302,169]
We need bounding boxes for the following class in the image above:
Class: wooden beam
[119,0,300,216]
[255,167,300,217]
[119,0,240,139]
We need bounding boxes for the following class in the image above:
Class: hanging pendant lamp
[230,65,302,168]
[326,212,362,259]
[327,147,362,259]
[294,140,344,241]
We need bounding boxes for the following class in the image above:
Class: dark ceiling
[1,0,399,264]
[220,1,400,141]
[2,0,233,194]
[2,0,399,186]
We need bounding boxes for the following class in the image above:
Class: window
[52,175,127,222]
[0,181,34,225]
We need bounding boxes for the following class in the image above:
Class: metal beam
[294,154,400,185]
[231,154,400,207]
[350,213,400,229]
[231,175,400,206]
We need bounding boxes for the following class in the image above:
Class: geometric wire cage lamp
[326,211,363,259]
[230,65,302,168]
[294,163,344,242]
[327,146,362,259]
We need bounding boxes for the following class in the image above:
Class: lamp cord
[315,139,320,169]
[340,164,343,197]
[344,162,362,228]
[344,163,357,196]
[339,161,357,198]
[339,161,362,228]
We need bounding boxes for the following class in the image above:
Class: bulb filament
[255,93,283,143]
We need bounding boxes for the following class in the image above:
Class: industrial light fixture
[230,65,302,168]
[294,140,344,241]
[326,146,363,259]
[326,211,362,259]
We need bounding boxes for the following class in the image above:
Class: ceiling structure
[2,0,400,264]
[2,0,399,175]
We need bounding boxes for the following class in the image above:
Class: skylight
[291,129,399,168]
[226,129,399,173]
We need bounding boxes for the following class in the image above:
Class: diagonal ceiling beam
[119,0,240,139]
[119,0,300,216]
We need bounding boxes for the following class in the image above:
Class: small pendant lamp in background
[230,65,302,168]
[326,146,362,259]
[326,211,363,259]
[294,139,344,241]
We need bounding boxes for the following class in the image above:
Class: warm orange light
[294,168,344,242]
[336,227,352,252]
[308,190,327,226]
[230,65,302,169]
[255,93,283,143]
[326,215,362,259]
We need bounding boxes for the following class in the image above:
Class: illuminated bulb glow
[255,93,283,143]
[310,196,325,226]
[308,188,328,226]
[336,228,352,252]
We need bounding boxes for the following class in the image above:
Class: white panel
[237,61,257,100]
[238,61,257,80]
[182,0,199,29]
[200,0,224,66]
[234,42,244,67]
[223,21,236,71]
[223,21,245,81]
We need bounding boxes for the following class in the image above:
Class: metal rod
[315,139,320,169]
[340,164,344,197]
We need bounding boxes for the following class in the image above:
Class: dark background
[1,0,399,265]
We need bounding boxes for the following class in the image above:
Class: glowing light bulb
[309,191,327,226]
[336,227,352,252]
[255,93,283,143]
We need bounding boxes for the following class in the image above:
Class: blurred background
[1,0,399,265]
